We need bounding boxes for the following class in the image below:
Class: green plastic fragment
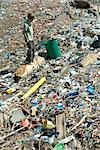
[54,143,65,150]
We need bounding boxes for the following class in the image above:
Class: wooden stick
[71,113,97,132]
[71,115,87,131]
[19,104,30,115]
[0,126,25,141]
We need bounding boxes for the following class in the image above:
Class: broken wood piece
[71,115,87,131]
[21,77,46,102]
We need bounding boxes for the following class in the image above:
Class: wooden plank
[56,112,66,140]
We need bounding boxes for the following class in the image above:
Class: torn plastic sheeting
[21,77,46,100]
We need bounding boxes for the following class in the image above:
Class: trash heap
[0,0,100,150]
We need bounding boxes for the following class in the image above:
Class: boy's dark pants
[26,41,34,63]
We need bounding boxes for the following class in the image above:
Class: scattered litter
[0,0,99,149]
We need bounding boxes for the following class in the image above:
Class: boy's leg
[26,41,34,63]
[30,41,34,62]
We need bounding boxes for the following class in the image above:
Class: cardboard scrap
[15,56,45,77]
[81,53,97,67]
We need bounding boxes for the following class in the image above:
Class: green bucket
[45,39,61,59]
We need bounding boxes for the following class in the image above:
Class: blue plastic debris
[87,85,95,95]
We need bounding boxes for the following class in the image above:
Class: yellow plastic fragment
[21,77,46,100]
[42,119,55,129]
[6,88,16,94]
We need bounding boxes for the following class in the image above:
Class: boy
[23,13,34,63]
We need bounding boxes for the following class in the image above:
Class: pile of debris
[0,0,100,150]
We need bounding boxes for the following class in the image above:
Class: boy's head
[28,13,34,22]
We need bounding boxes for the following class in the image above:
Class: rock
[90,40,100,49]
[70,0,90,9]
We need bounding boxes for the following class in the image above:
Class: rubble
[0,0,100,150]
